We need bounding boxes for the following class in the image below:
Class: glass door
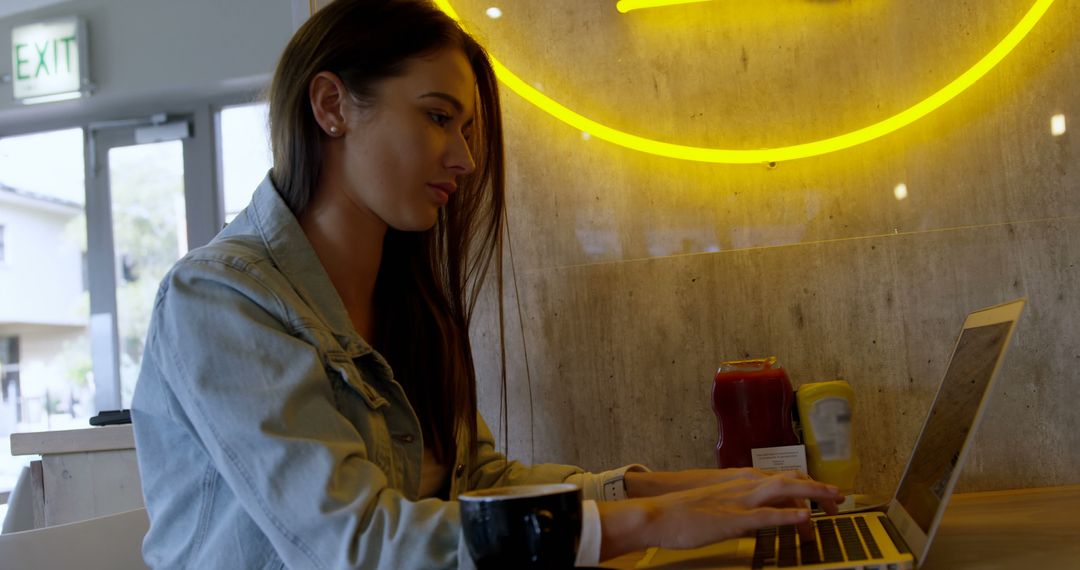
[88,117,199,410]
[110,140,187,407]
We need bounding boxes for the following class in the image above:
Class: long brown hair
[267,0,505,464]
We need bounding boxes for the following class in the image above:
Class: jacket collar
[244,173,372,357]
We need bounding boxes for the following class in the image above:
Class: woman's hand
[625,468,843,517]
[625,468,772,498]
[596,471,844,560]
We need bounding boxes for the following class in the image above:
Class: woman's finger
[817,494,843,516]
[744,475,842,508]
[742,506,811,530]
[796,517,817,541]
[750,497,816,540]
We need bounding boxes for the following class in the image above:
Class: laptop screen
[894,320,1014,532]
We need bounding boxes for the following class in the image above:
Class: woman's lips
[427,182,456,205]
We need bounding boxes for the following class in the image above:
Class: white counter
[10,424,135,457]
[9,425,142,528]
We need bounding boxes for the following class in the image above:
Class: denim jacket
[131,175,612,569]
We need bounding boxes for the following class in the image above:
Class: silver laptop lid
[885,298,1025,563]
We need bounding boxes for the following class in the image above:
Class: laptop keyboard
[752,515,888,568]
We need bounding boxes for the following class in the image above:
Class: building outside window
[0,128,90,506]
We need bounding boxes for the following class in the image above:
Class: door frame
[83,105,226,412]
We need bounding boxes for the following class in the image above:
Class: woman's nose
[446,134,476,175]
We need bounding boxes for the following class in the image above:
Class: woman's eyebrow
[419,92,465,113]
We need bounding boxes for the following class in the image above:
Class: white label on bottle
[751,445,808,474]
[809,397,852,461]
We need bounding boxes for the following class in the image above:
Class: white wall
[0,0,294,129]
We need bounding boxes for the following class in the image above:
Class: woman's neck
[299,178,387,341]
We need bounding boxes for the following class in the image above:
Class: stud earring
[329,125,339,135]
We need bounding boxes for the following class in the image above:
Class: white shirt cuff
[575,499,601,567]
[566,464,650,502]
[569,465,650,566]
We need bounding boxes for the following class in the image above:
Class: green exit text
[14,36,78,80]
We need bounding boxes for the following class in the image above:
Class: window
[0,128,89,429]
[0,99,253,491]
[220,102,273,222]
[0,128,88,501]
[0,336,20,414]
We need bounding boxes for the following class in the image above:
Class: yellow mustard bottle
[795,380,859,492]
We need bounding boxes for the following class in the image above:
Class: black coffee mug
[459,483,583,569]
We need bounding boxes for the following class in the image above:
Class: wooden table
[601,485,1080,569]
[9,425,143,528]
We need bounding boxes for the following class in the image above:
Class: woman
[131,0,842,567]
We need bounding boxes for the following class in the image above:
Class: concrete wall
[3,0,1073,498]
[460,0,1080,498]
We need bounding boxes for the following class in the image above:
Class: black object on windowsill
[90,409,131,426]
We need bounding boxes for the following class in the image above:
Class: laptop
[639,298,1025,570]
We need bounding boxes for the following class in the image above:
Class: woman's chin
[390,212,439,233]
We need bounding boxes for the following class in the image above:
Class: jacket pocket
[324,352,398,482]
[324,352,389,410]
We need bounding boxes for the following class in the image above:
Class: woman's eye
[428,112,452,127]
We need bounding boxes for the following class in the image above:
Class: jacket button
[454,463,465,478]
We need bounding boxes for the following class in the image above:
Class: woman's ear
[309,71,348,137]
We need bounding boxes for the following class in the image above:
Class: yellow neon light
[616,0,714,13]
[434,0,1055,163]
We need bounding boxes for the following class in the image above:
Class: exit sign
[11,17,90,103]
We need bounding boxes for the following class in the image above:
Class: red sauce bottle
[712,357,799,468]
